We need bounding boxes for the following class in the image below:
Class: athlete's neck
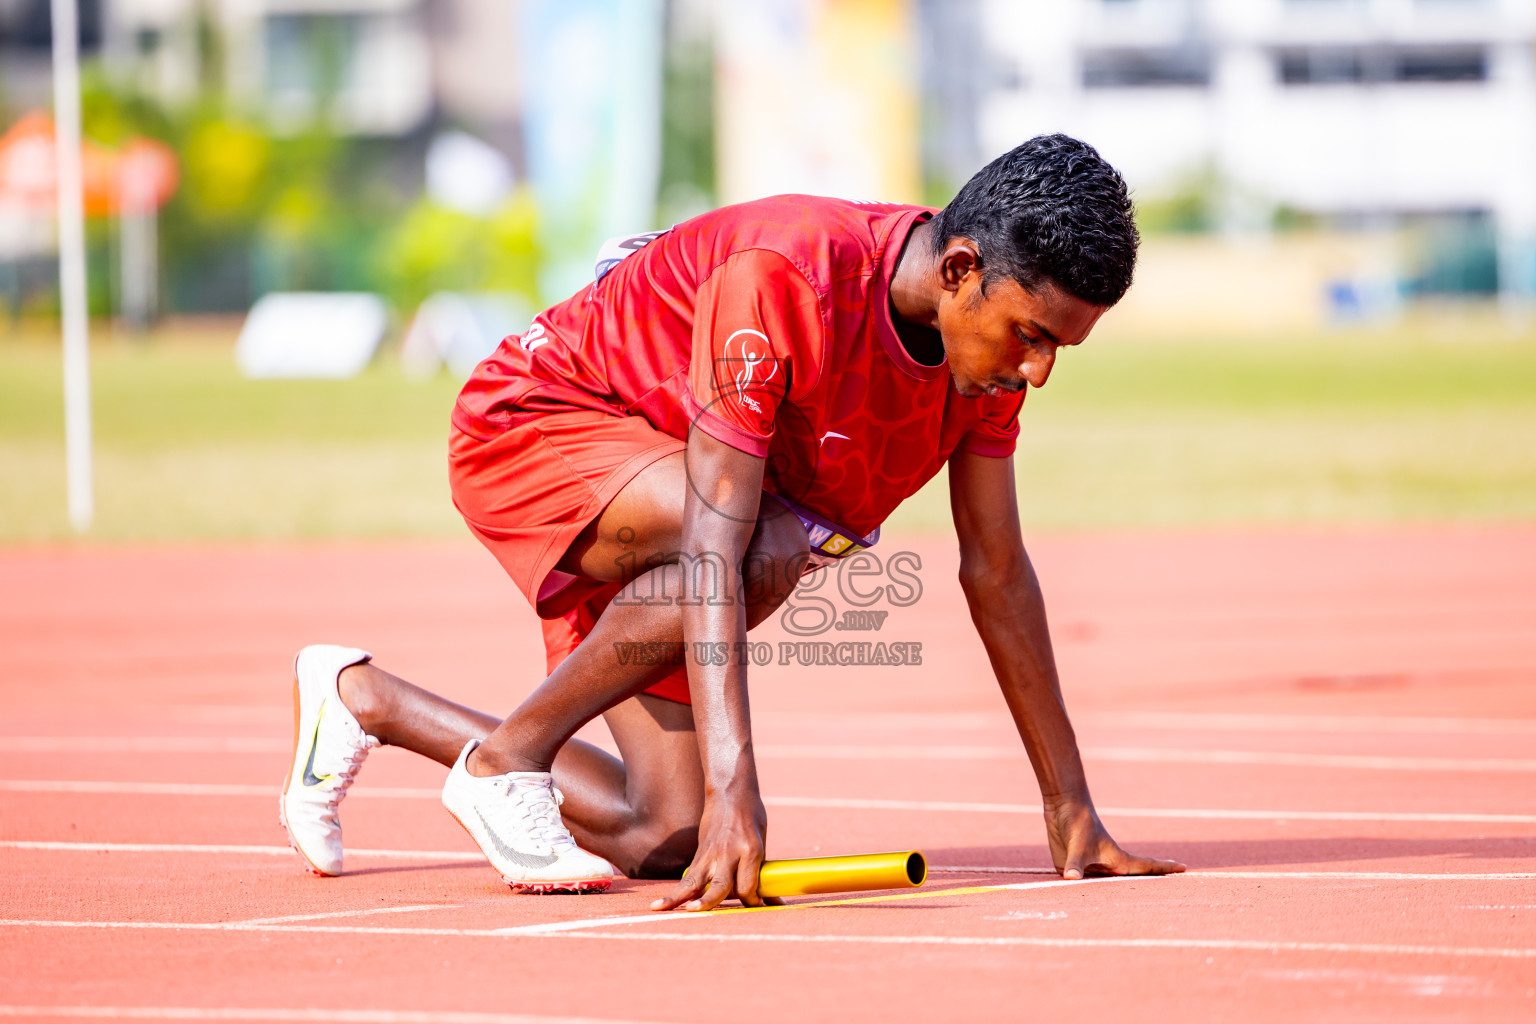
[889,218,946,366]
[889,219,943,330]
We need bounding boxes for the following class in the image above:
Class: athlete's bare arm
[948,448,1185,878]
[649,429,774,911]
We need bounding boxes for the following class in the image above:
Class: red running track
[1,527,1534,1023]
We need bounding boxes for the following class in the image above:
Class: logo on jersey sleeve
[718,328,785,415]
[727,329,778,411]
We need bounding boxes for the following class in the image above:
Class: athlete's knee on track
[628,822,699,880]
[607,804,699,879]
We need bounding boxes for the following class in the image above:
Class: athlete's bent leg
[333,454,807,875]
[336,666,699,877]
[464,462,807,777]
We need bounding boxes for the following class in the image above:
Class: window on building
[1279,47,1360,85]
[1395,47,1486,82]
[1277,45,1487,84]
[0,0,102,52]
[1083,47,1211,88]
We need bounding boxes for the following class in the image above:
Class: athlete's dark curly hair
[930,134,1139,307]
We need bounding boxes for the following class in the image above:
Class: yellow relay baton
[757,850,927,898]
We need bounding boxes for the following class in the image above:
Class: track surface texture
[2,528,1534,1023]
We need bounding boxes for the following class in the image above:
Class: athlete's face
[936,264,1107,399]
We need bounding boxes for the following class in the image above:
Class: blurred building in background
[973,0,1536,314]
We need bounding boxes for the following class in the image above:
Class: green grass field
[3,313,1534,542]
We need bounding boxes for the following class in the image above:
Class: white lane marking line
[495,878,1130,935]
[765,796,1536,824]
[6,845,1529,882]
[930,868,1536,881]
[0,781,440,798]
[4,711,1531,755]
[0,738,288,753]
[572,933,1536,959]
[1086,748,1536,772]
[0,841,481,861]
[756,745,1536,772]
[0,1006,667,1024]
[930,866,1060,874]
[1079,712,1536,736]
[5,788,1535,824]
[756,711,1536,735]
[12,732,1536,764]
[0,738,623,760]
[1461,905,1536,910]
[1,920,1532,959]
[12,721,1536,761]
[235,904,466,926]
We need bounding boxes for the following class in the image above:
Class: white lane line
[930,866,1060,874]
[554,932,1536,959]
[10,737,1536,771]
[5,842,1534,882]
[0,738,287,753]
[0,920,1531,960]
[4,710,1531,755]
[0,781,439,798]
[4,789,1534,824]
[1080,712,1536,736]
[765,796,1536,824]
[759,711,1536,735]
[0,841,480,861]
[1461,905,1536,910]
[756,745,1536,772]
[1088,748,1536,773]
[927,868,1536,881]
[495,878,1131,936]
[0,1006,666,1024]
[235,904,466,926]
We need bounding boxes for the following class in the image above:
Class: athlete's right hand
[651,787,771,912]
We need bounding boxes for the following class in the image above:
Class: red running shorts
[448,408,692,704]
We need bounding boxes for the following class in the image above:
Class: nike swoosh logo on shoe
[301,701,333,788]
[473,807,559,869]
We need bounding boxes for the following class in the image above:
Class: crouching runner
[279,134,1185,909]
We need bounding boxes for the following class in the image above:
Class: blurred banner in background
[715,0,920,204]
[517,0,664,299]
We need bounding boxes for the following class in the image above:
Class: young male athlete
[280,134,1185,911]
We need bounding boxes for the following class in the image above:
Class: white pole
[50,0,94,531]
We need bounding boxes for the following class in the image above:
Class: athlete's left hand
[650,787,781,912]
[1045,797,1186,879]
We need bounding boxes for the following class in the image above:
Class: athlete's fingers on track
[683,876,734,912]
[1096,838,1185,875]
[1080,845,1186,877]
[1061,846,1087,881]
[650,867,708,912]
[1117,854,1187,875]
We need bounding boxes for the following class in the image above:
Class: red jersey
[452,195,1025,540]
